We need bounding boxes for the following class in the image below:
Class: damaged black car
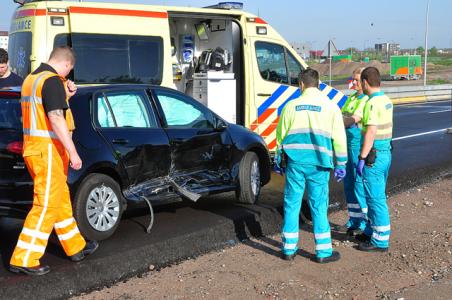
[0,85,271,240]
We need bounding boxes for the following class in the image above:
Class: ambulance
[8,0,347,152]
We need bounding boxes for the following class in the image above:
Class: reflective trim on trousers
[372,225,391,232]
[54,217,75,229]
[22,228,50,240]
[372,232,390,241]
[347,203,360,209]
[314,232,331,239]
[17,240,45,253]
[57,227,80,241]
[349,211,366,218]
[315,243,332,251]
[284,243,297,250]
[282,232,298,239]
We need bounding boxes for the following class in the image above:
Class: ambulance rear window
[55,33,163,85]
[8,32,32,79]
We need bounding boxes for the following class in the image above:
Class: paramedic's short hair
[353,67,365,75]
[49,46,76,66]
[361,67,381,87]
[0,48,8,64]
[298,68,319,88]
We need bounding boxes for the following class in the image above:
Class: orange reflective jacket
[21,71,75,153]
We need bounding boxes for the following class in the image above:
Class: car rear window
[0,93,22,130]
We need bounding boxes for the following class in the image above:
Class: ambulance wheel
[236,152,261,204]
[74,173,124,241]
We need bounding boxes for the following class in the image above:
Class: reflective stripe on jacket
[276,87,347,169]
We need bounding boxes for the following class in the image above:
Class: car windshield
[0,96,22,130]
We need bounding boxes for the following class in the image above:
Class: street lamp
[423,0,431,86]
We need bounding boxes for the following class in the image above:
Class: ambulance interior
[168,15,243,125]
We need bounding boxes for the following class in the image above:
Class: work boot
[354,233,371,243]
[358,242,388,252]
[281,251,297,261]
[9,265,50,276]
[346,228,363,237]
[70,240,99,262]
[315,251,341,264]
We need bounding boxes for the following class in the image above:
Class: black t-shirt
[32,63,68,114]
[0,72,23,89]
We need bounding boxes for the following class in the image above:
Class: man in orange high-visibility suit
[10,46,98,276]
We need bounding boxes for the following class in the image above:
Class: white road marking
[428,109,451,114]
[393,128,449,141]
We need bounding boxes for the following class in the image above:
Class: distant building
[309,50,324,59]
[0,31,8,50]
[291,42,311,60]
[375,42,400,55]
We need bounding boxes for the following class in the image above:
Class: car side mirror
[215,118,228,131]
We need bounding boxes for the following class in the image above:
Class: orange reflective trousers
[10,142,86,267]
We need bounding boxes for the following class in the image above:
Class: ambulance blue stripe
[337,95,348,108]
[327,89,338,100]
[257,85,289,117]
[319,82,327,91]
[277,89,301,116]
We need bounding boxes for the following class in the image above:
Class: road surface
[0,99,451,299]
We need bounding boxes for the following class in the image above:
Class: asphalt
[0,100,451,300]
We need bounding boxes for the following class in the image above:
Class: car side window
[96,91,157,128]
[255,41,288,84]
[286,51,303,86]
[154,90,214,129]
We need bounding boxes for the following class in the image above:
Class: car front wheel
[74,173,123,241]
[236,152,261,204]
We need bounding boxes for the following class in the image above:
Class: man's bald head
[49,46,76,66]
[48,46,75,77]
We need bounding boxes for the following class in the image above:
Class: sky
[1,0,451,50]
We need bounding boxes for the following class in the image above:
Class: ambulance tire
[74,173,124,241]
[236,152,261,204]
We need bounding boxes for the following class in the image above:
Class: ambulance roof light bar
[204,2,243,10]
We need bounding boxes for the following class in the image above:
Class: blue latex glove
[356,159,365,176]
[273,165,285,176]
[334,167,346,182]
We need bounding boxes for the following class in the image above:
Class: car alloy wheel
[86,185,120,232]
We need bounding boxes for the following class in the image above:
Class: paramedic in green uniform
[276,68,347,263]
[341,67,369,236]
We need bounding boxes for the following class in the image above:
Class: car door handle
[112,138,129,145]
[257,93,271,97]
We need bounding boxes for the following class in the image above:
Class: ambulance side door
[249,38,303,150]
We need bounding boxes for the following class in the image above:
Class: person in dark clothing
[0,48,23,88]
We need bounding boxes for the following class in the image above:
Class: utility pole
[423,0,431,86]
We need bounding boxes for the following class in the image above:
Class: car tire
[73,173,123,241]
[236,152,261,204]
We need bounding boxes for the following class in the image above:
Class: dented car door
[151,88,233,188]
[93,88,171,186]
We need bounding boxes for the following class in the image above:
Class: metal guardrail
[341,84,452,104]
